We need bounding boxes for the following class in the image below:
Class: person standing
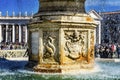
[117,44,120,58]
[110,43,116,58]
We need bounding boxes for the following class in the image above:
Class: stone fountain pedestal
[28,0,97,73]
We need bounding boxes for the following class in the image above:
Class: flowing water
[0,58,120,80]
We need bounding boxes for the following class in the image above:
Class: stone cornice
[0,16,32,20]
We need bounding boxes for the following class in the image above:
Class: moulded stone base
[34,63,62,73]
[33,61,94,73]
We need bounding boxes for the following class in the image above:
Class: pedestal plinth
[28,13,97,73]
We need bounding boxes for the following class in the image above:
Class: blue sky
[0,0,120,16]
[86,0,120,12]
[0,0,39,16]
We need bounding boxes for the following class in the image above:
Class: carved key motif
[64,30,87,60]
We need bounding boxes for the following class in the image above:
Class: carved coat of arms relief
[64,30,87,60]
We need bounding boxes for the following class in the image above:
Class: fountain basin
[0,59,120,80]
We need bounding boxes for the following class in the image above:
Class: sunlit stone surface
[28,0,97,73]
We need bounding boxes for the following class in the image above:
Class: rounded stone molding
[38,0,86,13]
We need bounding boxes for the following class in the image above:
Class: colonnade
[0,24,27,43]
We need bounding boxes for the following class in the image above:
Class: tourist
[117,44,120,58]
[0,43,1,50]
[10,44,13,50]
[99,45,104,58]
[110,43,116,58]
[104,45,109,58]
[95,44,100,57]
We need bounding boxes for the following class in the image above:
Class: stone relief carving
[44,37,56,58]
[64,30,87,60]
[90,31,94,58]
[43,31,59,62]
[90,31,94,46]
[80,31,88,57]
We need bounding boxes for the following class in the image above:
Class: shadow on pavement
[0,58,28,71]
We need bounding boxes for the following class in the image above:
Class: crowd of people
[1,42,120,59]
[95,43,120,58]
[0,42,28,50]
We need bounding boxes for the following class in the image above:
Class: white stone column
[0,24,2,42]
[12,24,15,43]
[19,24,22,43]
[98,22,101,44]
[6,24,8,42]
[59,28,64,64]
[25,25,28,43]
[39,29,43,63]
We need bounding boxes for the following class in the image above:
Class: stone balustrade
[0,11,33,18]
[0,16,32,20]
[0,50,27,58]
